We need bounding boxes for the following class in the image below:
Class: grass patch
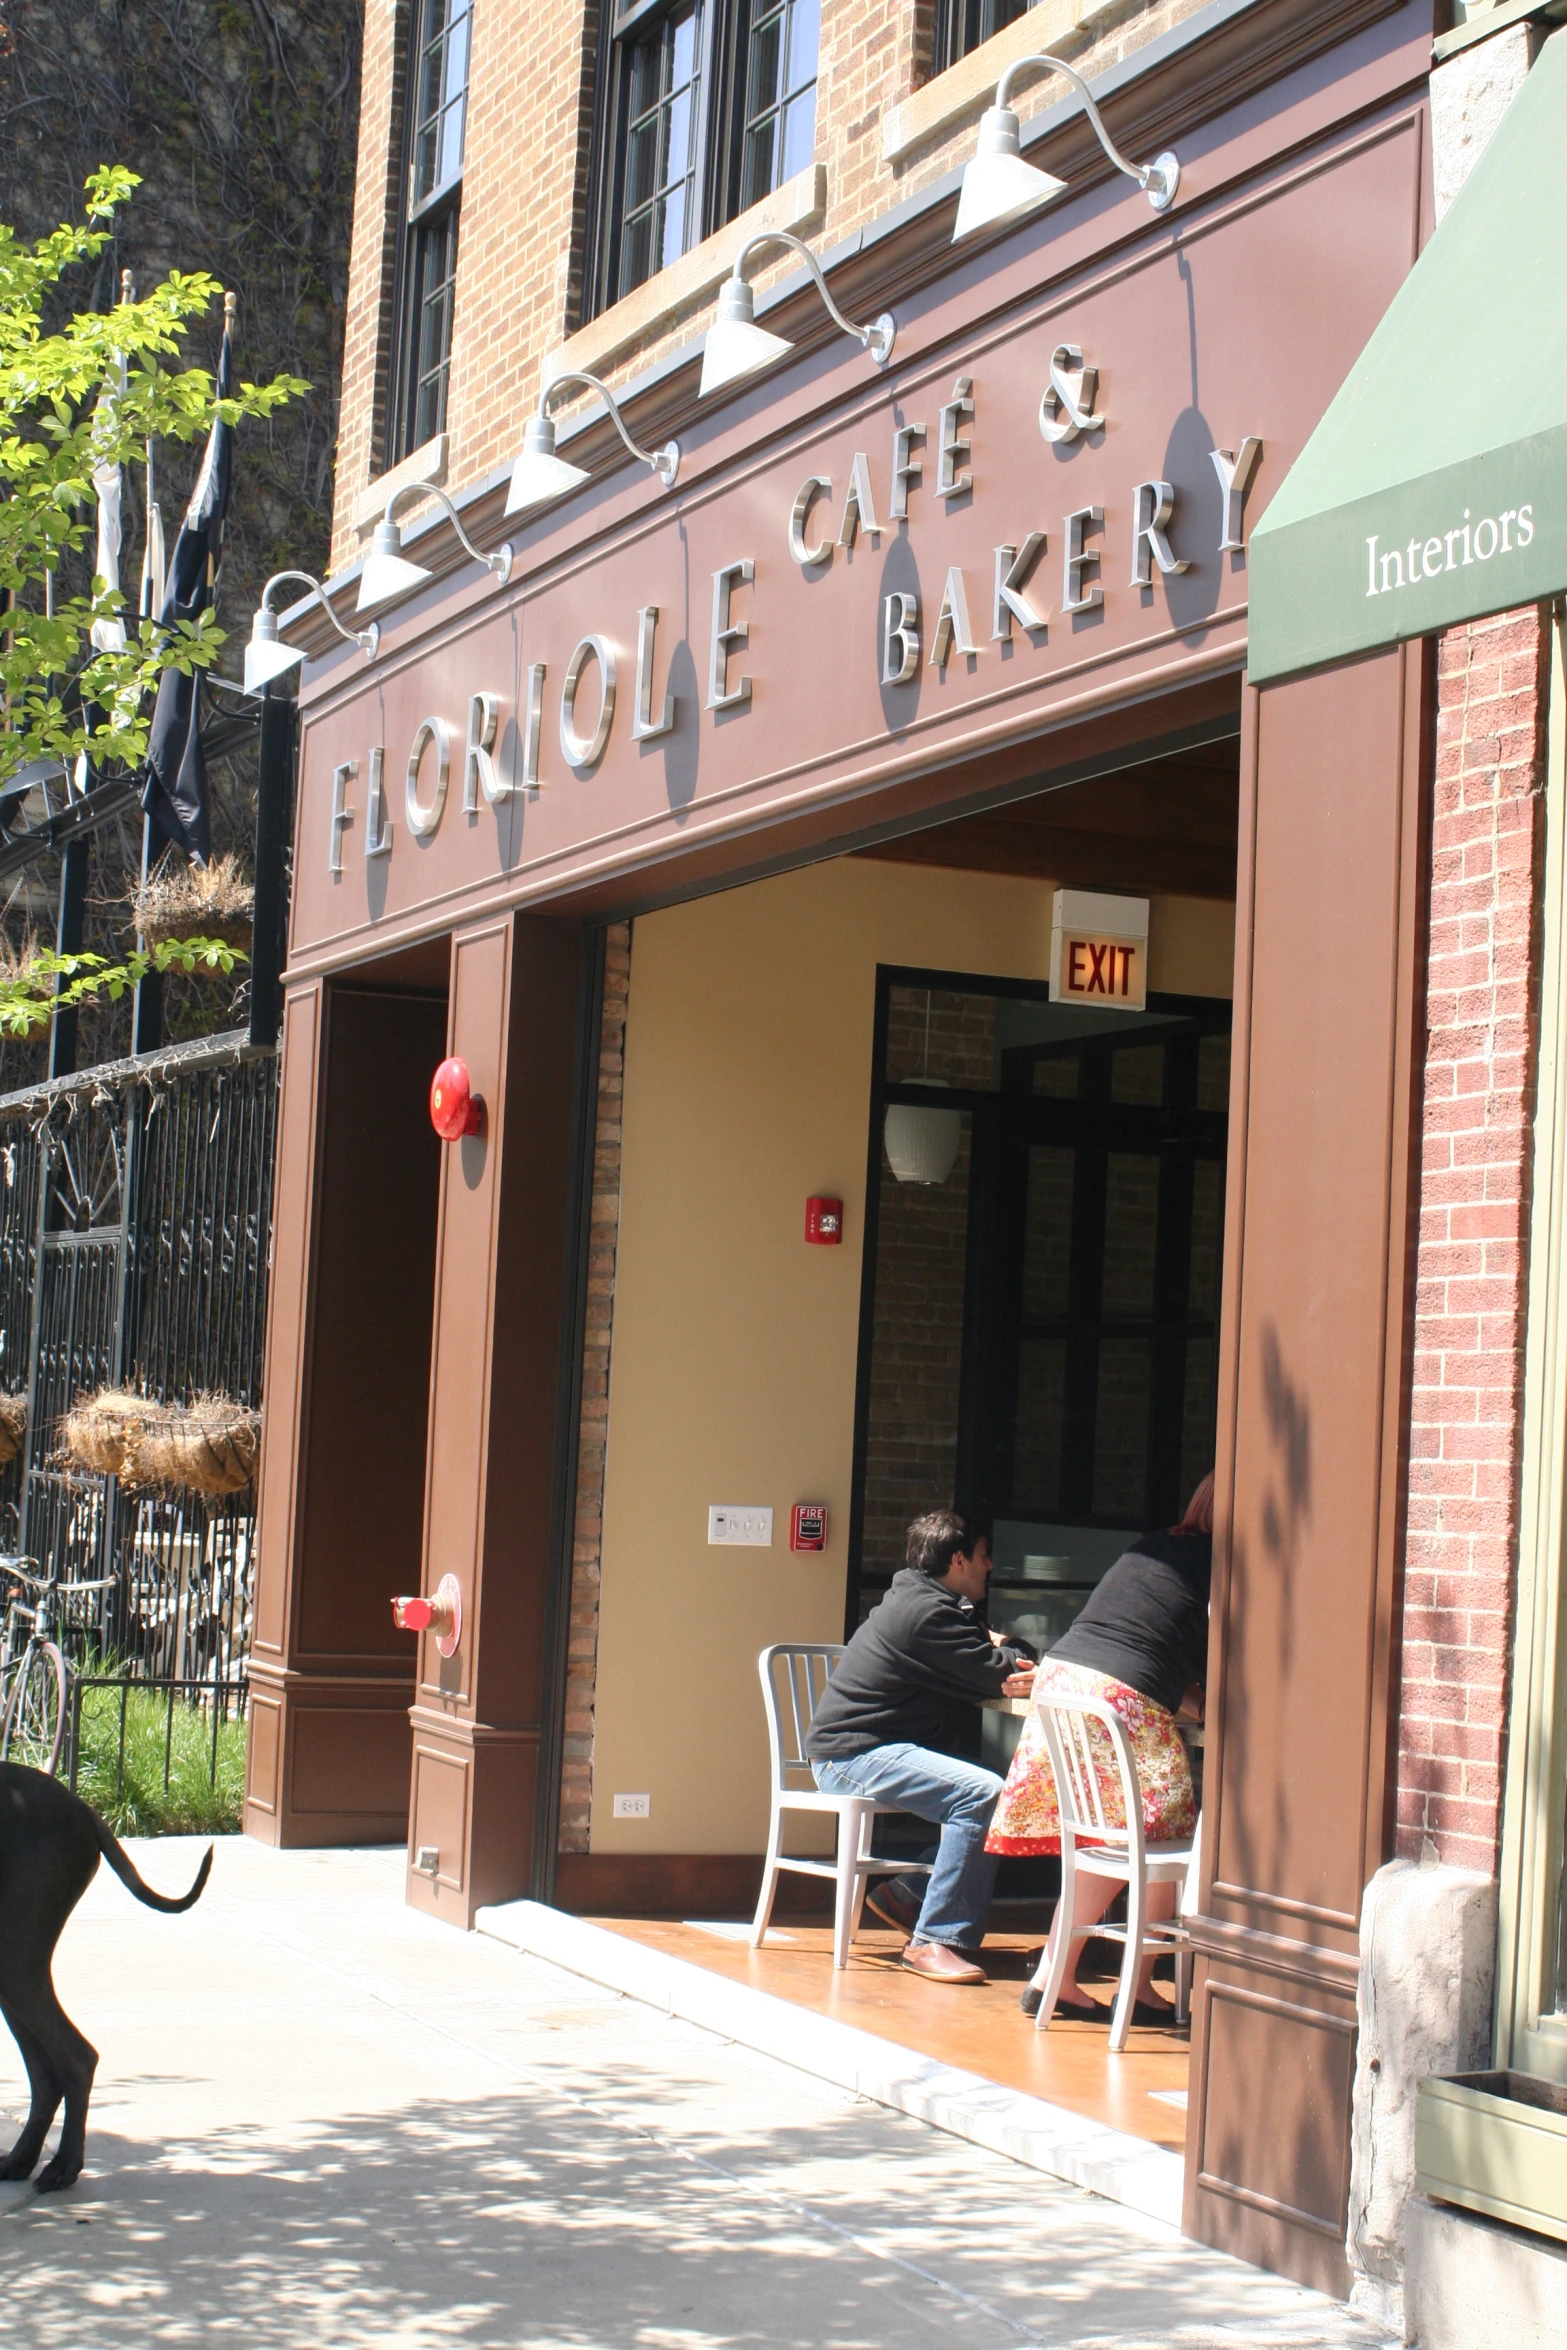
[72,1683,246,1836]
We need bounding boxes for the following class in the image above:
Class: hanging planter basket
[62,1389,167,1486]
[139,1394,261,1498]
[131,852,254,954]
[63,1387,261,1498]
[0,1393,26,1466]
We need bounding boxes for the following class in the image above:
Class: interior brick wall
[557,919,631,1855]
[1398,605,1551,1874]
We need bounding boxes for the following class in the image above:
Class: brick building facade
[262,0,1567,2323]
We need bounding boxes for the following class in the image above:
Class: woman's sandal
[1019,1985,1105,2019]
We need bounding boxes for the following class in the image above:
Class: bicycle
[0,1552,116,1775]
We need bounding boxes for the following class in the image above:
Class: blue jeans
[812,1744,1004,1952]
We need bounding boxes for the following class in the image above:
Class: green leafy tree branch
[1,165,308,791]
[0,938,249,1039]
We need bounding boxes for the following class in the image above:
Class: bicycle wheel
[1,1642,67,1774]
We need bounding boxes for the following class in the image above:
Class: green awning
[1247,28,1567,686]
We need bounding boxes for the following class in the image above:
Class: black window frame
[387,0,475,467]
[582,0,821,325]
[932,0,1031,80]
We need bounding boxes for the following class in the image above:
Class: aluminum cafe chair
[752,1643,932,1970]
[1026,1689,1200,2053]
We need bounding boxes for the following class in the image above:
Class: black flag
[141,309,236,865]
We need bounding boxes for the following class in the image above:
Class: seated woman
[984,1473,1212,2021]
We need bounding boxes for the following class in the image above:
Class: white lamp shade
[356,520,432,614]
[700,273,795,399]
[505,446,590,517]
[700,314,794,397]
[953,105,1069,242]
[242,610,306,697]
[505,412,591,517]
[884,1083,964,1187]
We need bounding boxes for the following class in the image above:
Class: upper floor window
[933,0,1030,78]
[389,0,473,462]
[586,0,820,319]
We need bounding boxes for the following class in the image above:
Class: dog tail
[92,1817,214,1914]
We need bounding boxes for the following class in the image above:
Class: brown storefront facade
[240,0,1566,2317]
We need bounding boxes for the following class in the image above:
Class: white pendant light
[505,369,678,520]
[700,230,895,402]
[883,990,963,1185]
[241,569,378,697]
[357,483,514,616]
[952,53,1179,247]
[885,1082,963,1187]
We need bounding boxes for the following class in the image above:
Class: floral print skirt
[984,1657,1197,1857]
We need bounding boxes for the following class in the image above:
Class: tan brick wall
[330,0,1194,569]
[335,0,412,540]
[1399,607,1552,1875]
[557,919,630,1854]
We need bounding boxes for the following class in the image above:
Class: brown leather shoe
[902,1941,986,1984]
[865,1881,922,1936]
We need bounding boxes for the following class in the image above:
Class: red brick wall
[557,920,630,1855]
[1398,606,1551,1873]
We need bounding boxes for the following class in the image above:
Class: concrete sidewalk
[0,1838,1390,2349]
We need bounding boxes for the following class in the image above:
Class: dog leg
[0,2013,61,2183]
[1,1990,97,2194]
[30,2007,96,2194]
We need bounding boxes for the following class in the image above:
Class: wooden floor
[585,1913,1191,2153]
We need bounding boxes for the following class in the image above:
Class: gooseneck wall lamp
[356,483,514,616]
[953,54,1180,242]
[699,231,896,399]
[506,370,680,519]
[242,570,379,697]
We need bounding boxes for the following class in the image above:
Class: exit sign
[1049,889,1149,1012]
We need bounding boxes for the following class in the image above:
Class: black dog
[0,1761,211,2191]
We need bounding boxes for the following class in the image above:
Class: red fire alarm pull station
[804,1197,843,1244]
[430,1056,484,1141]
[790,1504,828,1551]
[391,1571,464,1657]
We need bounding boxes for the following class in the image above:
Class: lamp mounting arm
[541,370,680,486]
[994,52,1178,209]
[730,231,895,364]
[260,570,378,661]
[383,482,514,585]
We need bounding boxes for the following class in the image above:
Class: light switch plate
[708,1505,774,1546]
[612,1792,651,1819]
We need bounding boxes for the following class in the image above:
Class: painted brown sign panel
[291,106,1424,969]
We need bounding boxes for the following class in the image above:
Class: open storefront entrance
[562,713,1239,2169]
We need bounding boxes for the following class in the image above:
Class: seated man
[805,1510,1036,1983]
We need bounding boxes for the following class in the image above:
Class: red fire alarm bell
[391,1571,464,1657]
[430,1056,484,1140]
[790,1503,828,1551]
[805,1197,843,1245]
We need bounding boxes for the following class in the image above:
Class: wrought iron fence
[65,1673,248,1808]
[0,1032,276,1694]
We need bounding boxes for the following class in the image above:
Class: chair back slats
[1036,1691,1147,1868]
[758,1644,844,1789]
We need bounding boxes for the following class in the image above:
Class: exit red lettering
[1064,938,1137,998]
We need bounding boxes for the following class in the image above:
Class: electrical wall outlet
[707,1504,774,1546]
[612,1792,651,1819]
